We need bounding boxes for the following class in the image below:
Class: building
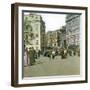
[60,26,66,48]
[66,14,80,48]
[24,13,46,51]
[46,30,61,48]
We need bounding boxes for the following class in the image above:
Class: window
[36,16,38,19]
[26,24,29,30]
[35,24,38,30]
[36,34,38,37]
[30,33,34,40]
[36,40,39,45]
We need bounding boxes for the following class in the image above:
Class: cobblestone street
[24,55,80,77]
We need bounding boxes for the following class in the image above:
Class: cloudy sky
[24,12,66,32]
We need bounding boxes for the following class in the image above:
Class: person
[48,49,52,59]
[27,47,30,65]
[77,49,80,56]
[28,47,35,66]
[64,49,67,58]
[60,48,64,59]
[35,48,40,59]
[52,50,56,59]
[32,47,36,63]
[73,50,76,56]
[24,47,28,66]
[68,49,72,56]
[38,50,41,57]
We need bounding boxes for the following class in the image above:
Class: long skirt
[24,52,28,66]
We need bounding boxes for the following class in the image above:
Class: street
[24,55,80,77]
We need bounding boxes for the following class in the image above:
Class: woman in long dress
[24,48,28,66]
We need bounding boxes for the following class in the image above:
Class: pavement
[24,55,80,77]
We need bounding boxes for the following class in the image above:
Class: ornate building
[24,13,46,51]
[46,30,61,48]
[66,14,80,48]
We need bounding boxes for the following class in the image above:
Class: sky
[40,13,66,32]
[24,12,66,32]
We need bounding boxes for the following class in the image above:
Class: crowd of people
[24,46,80,66]
[24,47,41,66]
[43,48,80,59]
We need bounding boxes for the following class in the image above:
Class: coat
[28,49,35,65]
